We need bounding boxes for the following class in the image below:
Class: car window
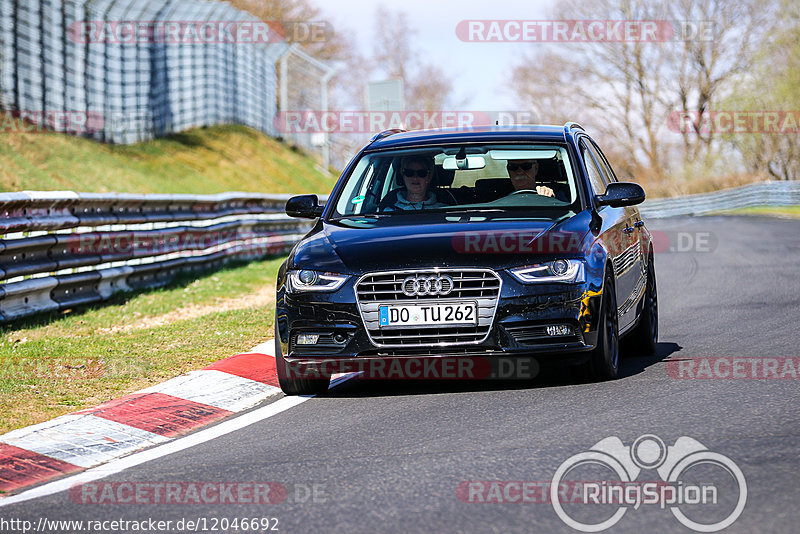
[329,145,580,220]
[589,139,618,183]
[580,140,608,195]
[449,157,509,188]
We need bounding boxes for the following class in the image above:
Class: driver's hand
[536,185,555,197]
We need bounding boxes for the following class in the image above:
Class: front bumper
[276,270,603,367]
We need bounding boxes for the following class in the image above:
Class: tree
[371,6,458,111]
[723,0,800,180]
[511,0,776,184]
[228,0,347,60]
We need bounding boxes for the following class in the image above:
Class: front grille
[356,270,500,301]
[355,269,501,347]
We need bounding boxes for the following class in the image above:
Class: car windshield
[330,144,579,220]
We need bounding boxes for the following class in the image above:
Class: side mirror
[596,182,645,208]
[286,195,324,219]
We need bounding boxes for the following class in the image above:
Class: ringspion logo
[551,434,746,532]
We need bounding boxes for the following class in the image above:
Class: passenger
[388,156,450,210]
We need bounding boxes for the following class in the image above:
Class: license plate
[378,302,478,327]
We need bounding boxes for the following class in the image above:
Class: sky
[312,0,556,112]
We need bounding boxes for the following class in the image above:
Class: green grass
[716,205,800,218]
[0,258,282,434]
[0,124,335,194]
[0,124,329,433]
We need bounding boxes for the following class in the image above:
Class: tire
[275,325,330,396]
[584,271,620,381]
[625,253,658,356]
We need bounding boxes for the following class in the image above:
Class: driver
[506,159,556,197]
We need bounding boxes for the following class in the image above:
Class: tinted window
[589,139,618,183]
[580,141,608,195]
[330,144,580,220]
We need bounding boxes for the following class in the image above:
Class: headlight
[509,259,585,283]
[287,270,349,293]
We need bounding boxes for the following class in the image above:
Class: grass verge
[0,124,334,194]
[714,205,800,218]
[0,257,283,434]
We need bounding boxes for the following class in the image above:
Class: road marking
[0,338,358,504]
[81,392,233,437]
[0,415,170,468]
[0,395,311,507]
[138,369,281,412]
[0,444,81,492]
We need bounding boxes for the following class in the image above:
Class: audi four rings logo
[402,274,454,296]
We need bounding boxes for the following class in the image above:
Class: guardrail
[0,191,314,323]
[3,181,797,322]
[639,180,800,219]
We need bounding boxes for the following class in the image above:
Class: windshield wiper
[440,208,506,214]
[329,214,389,222]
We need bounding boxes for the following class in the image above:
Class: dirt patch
[96,285,275,335]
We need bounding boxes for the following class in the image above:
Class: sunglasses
[507,162,535,171]
[403,168,430,178]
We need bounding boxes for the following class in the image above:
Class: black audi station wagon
[275,124,658,394]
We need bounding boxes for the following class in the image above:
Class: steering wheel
[438,188,458,205]
[509,189,539,195]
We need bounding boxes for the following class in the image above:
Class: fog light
[333,333,347,344]
[546,325,572,336]
[297,334,320,345]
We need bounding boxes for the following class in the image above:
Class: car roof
[366,124,575,150]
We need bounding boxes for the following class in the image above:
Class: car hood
[289,211,594,273]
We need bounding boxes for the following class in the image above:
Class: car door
[589,140,647,330]
[578,138,638,330]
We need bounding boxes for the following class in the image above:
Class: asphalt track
[2,215,800,533]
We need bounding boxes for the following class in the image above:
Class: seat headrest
[434,166,455,187]
[537,158,564,183]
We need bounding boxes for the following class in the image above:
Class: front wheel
[275,325,330,396]
[584,272,620,381]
